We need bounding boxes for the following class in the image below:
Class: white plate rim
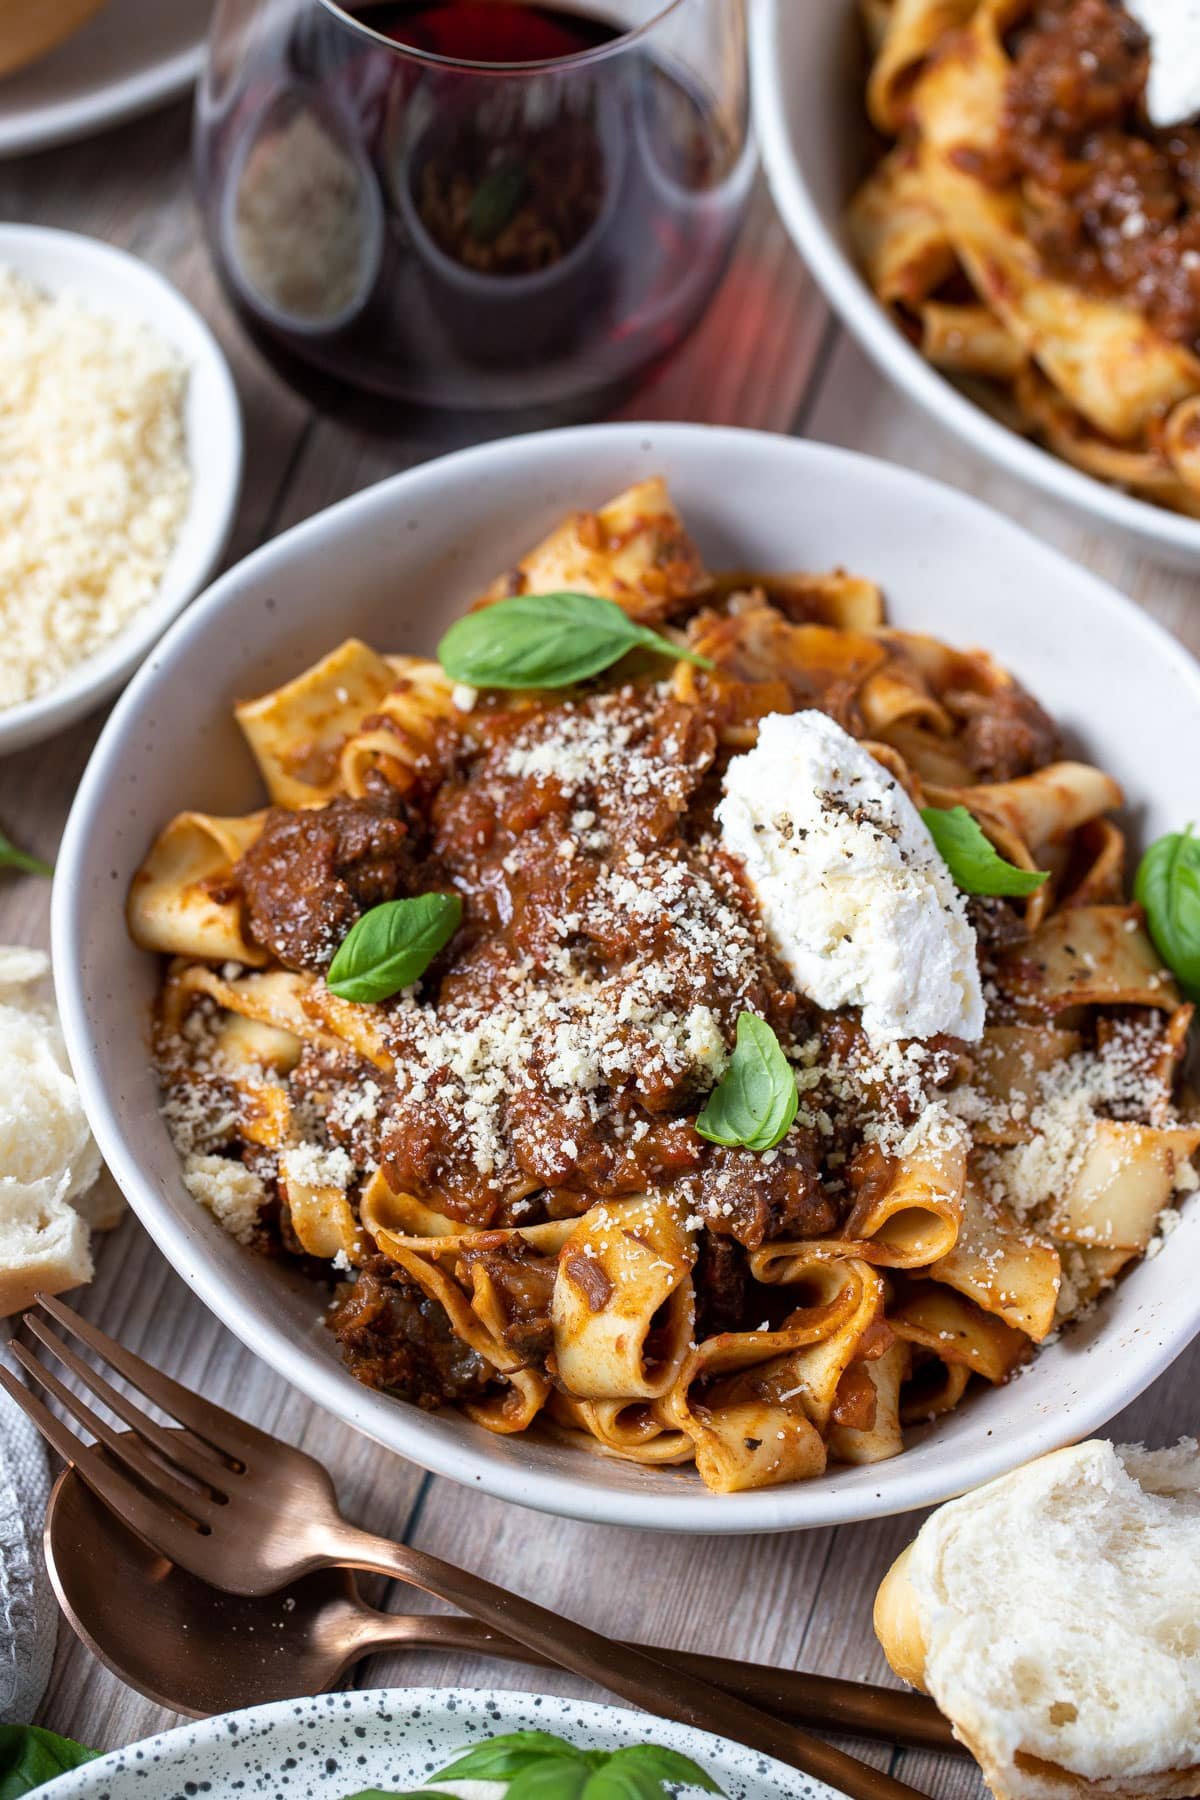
[0,3,206,160]
[749,0,1200,560]
[37,1687,825,1800]
[51,420,1200,1535]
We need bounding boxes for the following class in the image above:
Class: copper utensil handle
[340,1528,933,1800]
[411,1613,956,1752]
[672,1651,956,1751]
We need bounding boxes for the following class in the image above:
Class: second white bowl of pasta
[53,423,1200,1532]
[752,0,1200,566]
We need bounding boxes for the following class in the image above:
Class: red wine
[195,0,749,411]
[358,0,619,63]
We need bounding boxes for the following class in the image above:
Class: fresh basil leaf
[920,805,1048,898]
[432,1730,589,1782]
[0,829,52,879]
[695,1012,797,1153]
[507,1758,593,1800]
[339,1791,446,1799]
[326,892,462,1004]
[438,592,712,690]
[469,159,528,242]
[582,1745,724,1798]
[1135,826,1200,999]
[0,1726,98,1800]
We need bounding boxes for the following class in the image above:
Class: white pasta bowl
[751,0,1200,568]
[53,423,1200,1533]
[0,225,242,754]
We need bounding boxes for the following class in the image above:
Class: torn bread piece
[0,946,119,1314]
[875,1439,1200,1800]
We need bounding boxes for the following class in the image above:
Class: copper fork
[5,1296,938,1800]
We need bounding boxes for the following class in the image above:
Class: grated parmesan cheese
[964,1018,1182,1222]
[282,1141,355,1192]
[183,1153,266,1246]
[0,267,191,709]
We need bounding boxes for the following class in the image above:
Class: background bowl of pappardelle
[53,423,1200,1533]
[751,0,1200,569]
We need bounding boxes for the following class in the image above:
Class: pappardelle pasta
[851,0,1200,516]
[128,479,1199,1494]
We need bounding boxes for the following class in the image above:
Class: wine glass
[194,0,752,412]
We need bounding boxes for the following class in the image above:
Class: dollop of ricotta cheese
[715,711,985,1047]
[1123,0,1200,128]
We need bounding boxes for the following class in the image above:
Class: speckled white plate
[40,1690,811,1800]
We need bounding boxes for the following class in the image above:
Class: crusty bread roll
[874,1441,1200,1800]
[0,947,118,1315]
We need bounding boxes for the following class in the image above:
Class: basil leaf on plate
[437,592,713,690]
[0,828,52,879]
[469,159,528,242]
[1135,826,1200,999]
[920,805,1048,898]
[406,1731,721,1800]
[695,1012,797,1154]
[326,892,462,1003]
[430,1731,595,1783]
[582,1745,725,1798]
[506,1758,593,1800]
[0,1726,97,1800]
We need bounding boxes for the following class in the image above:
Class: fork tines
[0,1293,263,1559]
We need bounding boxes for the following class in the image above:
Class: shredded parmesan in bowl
[0,267,192,710]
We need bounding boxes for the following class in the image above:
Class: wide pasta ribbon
[662,1257,886,1493]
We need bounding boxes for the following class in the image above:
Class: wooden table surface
[4,88,1200,1798]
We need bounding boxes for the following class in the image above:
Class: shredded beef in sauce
[944,684,1063,782]
[373,683,822,1234]
[327,1256,492,1405]
[233,791,423,973]
[1001,0,1200,350]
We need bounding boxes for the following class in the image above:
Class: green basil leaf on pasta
[0,828,52,879]
[920,805,1049,898]
[1135,827,1200,999]
[582,1745,725,1798]
[0,1726,98,1800]
[431,1731,593,1783]
[326,892,462,1003]
[437,592,712,690]
[695,1012,797,1153]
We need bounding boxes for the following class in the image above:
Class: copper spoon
[44,1463,957,1749]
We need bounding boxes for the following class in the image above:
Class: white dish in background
[39,1690,811,1800]
[0,0,209,159]
[53,423,1200,1534]
[751,0,1200,569]
[0,225,241,755]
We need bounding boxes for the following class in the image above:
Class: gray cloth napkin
[0,1362,56,1723]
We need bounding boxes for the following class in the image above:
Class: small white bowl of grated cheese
[0,224,242,753]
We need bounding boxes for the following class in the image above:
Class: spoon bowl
[44,1464,397,1715]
